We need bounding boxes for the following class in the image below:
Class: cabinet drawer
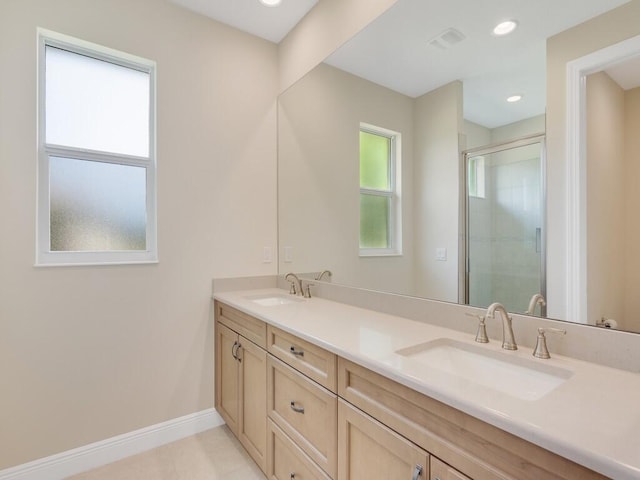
[268,325,337,392]
[268,356,337,478]
[267,419,332,480]
[338,358,606,480]
[216,301,267,348]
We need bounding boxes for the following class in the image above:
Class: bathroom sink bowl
[244,294,303,307]
[395,338,572,401]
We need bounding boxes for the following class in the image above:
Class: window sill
[359,249,403,258]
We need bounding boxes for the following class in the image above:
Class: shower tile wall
[469,145,542,313]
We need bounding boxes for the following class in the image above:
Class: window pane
[50,157,147,251]
[360,194,390,249]
[45,46,150,157]
[360,131,390,190]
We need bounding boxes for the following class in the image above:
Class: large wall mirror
[278,0,640,334]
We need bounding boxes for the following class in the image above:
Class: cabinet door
[338,399,429,480]
[215,322,240,435]
[430,457,471,480]
[238,336,268,473]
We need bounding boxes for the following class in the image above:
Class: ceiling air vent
[428,28,466,50]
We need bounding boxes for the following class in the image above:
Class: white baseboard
[0,408,224,480]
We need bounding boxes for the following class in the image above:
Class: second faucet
[486,302,518,350]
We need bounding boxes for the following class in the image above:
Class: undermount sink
[395,338,573,401]
[244,294,303,307]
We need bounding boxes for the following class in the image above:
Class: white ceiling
[324,0,631,129]
[171,0,633,128]
[169,0,318,43]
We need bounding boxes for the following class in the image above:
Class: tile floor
[67,425,266,480]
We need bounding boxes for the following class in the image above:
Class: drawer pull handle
[235,343,242,363]
[231,341,239,360]
[290,401,305,414]
[411,464,423,480]
[290,346,304,357]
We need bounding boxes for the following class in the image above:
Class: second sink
[395,338,572,401]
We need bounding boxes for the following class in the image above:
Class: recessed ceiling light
[493,20,518,36]
[259,0,282,6]
[506,94,523,103]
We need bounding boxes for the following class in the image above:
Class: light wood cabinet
[215,301,607,480]
[268,355,338,478]
[337,357,607,480]
[215,302,267,473]
[338,399,429,480]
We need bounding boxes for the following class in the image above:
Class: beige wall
[278,63,416,294]
[586,72,626,328]
[546,0,640,319]
[413,81,463,302]
[491,115,545,144]
[0,0,278,469]
[624,87,640,331]
[278,0,398,93]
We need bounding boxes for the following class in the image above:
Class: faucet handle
[288,282,297,295]
[533,327,566,359]
[465,313,489,343]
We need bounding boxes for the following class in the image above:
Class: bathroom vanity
[213,289,640,480]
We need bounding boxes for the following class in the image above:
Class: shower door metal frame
[461,133,547,314]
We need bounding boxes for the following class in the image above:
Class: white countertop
[214,288,640,480]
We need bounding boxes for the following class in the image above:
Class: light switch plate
[436,247,447,261]
[284,246,293,263]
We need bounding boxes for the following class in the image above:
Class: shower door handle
[535,227,541,253]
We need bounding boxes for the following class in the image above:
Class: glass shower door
[465,137,545,315]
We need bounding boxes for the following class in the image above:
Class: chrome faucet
[315,270,332,281]
[285,273,303,296]
[525,293,546,316]
[486,303,517,350]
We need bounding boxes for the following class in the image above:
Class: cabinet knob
[290,474,295,479]
[290,346,304,357]
[290,401,305,414]
[411,464,423,480]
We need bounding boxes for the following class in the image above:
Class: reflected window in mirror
[468,155,486,199]
[359,123,402,256]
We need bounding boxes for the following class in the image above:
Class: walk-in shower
[463,135,546,315]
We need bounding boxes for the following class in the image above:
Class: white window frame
[36,29,157,266]
[359,123,402,257]
[468,155,486,199]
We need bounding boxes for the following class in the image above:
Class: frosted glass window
[360,131,390,190]
[50,157,147,251]
[45,46,150,157]
[360,194,390,249]
[37,30,156,265]
[359,124,400,255]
